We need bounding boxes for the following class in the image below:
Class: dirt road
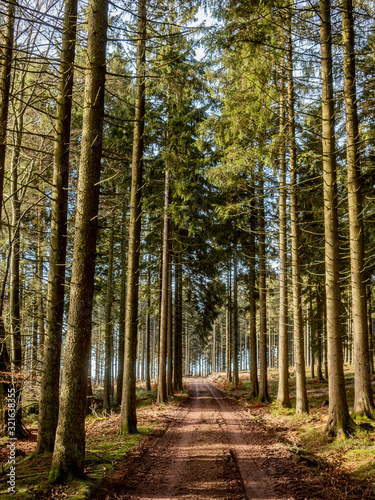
[91,379,335,500]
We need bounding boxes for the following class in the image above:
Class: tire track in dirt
[204,382,278,499]
[90,379,339,500]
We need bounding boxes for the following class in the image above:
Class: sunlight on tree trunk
[103,222,115,411]
[119,0,146,434]
[249,187,258,397]
[320,0,356,437]
[287,12,308,414]
[36,0,78,454]
[117,205,127,404]
[277,71,291,408]
[157,170,170,404]
[232,238,239,387]
[342,0,374,419]
[49,0,108,480]
[258,170,270,402]
[0,0,15,221]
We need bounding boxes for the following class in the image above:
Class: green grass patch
[298,424,332,449]
[0,424,157,499]
[270,402,295,416]
[0,377,173,500]
[136,387,158,406]
[86,424,154,464]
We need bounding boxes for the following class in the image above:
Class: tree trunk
[166,246,173,398]
[185,321,190,375]
[118,0,146,434]
[0,0,15,220]
[36,0,78,455]
[323,293,329,380]
[103,222,115,411]
[152,314,156,380]
[117,206,127,404]
[342,0,374,418]
[157,170,170,404]
[316,286,324,382]
[86,364,94,415]
[249,188,259,397]
[36,205,45,362]
[0,8,13,421]
[367,285,374,376]
[226,264,232,382]
[32,293,38,385]
[0,319,10,429]
[287,16,308,413]
[232,240,239,386]
[276,71,290,408]
[310,314,315,380]
[144,257,151,391]
[212,323,216,374]
[10,113,25,439]
[49,0,108,480]
[221,317,225,372]
[173,254,183,391]
[258,170,270,402]
[95,322,101,387]
[141,324,145,382]
[320,0,355,437]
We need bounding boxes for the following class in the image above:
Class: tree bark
[0,0,15,220]
[249,187,258,396]
[36,0,78,455]
[226,264,232,382]
[173,253,183,391]
[320,0,355,436]
[342,0,374,418]
[166,245,173,398]
[212,323,216,374]
[0,318,10,429]
[367,285,374,376]
[221,317,225,372]
[117,206,127,404]
[145,260,151,392]
[185,321,190,375]
[119,0,146,434]
[103,222,115,411]
[287,15,308,413]
[9,109,25,439]
[32,293,38,385]
[49,0,108,480]
[315,286,324,382]
[152,315,156,380]
[276,71,290,408]
[157,170,170,404]
[36,205,45,361]
[258,170,270,402]
[233,240,239,387]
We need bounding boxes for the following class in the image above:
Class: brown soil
[90,379,339,500]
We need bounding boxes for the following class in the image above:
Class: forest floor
[207,370,375,500]
[89,376,374,500]
[0,370,374,499]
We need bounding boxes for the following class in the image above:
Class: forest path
[90,379,333,500]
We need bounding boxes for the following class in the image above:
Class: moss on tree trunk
[49,0,108,481]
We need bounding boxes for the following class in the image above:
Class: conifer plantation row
[0,0,374,482]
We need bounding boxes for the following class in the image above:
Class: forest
[0,0,375,497]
